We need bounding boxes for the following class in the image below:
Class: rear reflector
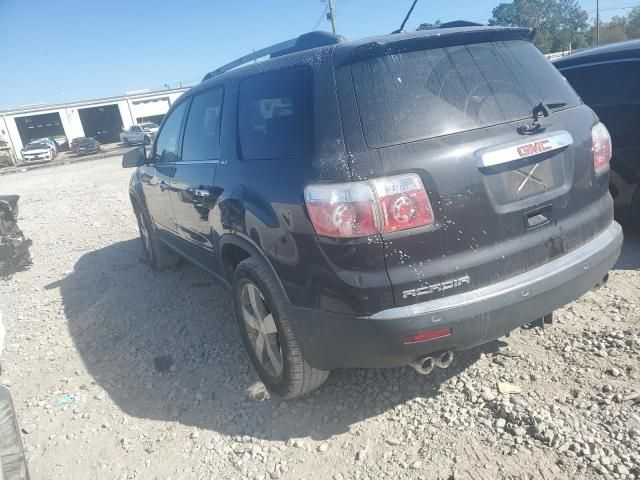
[592,122,612,175]
[404,328,452,344]
[304,174,434,238]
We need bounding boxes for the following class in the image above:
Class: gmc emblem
[517,140,552,157]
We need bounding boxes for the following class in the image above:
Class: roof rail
[202,31,345,82]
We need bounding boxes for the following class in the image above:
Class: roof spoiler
[202,31,345,81]
[335,27,534,67]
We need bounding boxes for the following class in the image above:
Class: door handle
[159,181,169,192]
[195,189,210,197]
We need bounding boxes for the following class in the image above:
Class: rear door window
[182,87,224,161]
[238,66,313,160]
[350,40,580,148]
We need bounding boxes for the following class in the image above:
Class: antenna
[392,0,419,34]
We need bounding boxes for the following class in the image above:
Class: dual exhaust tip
[410,350,454,375]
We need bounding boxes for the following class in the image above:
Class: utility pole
[327,0,337,34]
[596,0,600,45]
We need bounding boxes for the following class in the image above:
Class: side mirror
[122,146,147,168]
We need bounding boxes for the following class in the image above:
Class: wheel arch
[220,235,290,303]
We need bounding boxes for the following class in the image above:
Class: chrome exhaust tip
[435,350,454,369]
[410,356,435,375]
[592,273,609,290]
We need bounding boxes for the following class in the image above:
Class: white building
[0,87,189,162]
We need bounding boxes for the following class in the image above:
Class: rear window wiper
[532,102,550,121]
[518,102,554,135]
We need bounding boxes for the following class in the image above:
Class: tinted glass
[561,61,640,106]
[153,102,187,163]
[238,67,313,160]
[182,88,224,161]
[350,40,581,148]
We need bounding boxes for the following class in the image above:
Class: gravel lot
[0,156,638,480]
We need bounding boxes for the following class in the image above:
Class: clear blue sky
[0,0,627,110]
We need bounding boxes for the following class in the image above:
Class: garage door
[15,112,66,146]
[78,104,123,144]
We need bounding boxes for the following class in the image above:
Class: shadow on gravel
[51,238,498,442]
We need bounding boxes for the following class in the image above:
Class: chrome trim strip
[168,160,219,166]
[476,130,573,168]
[367,222,622,320]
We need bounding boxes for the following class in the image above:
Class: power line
[586,4,640,13]
[312,4,329,30]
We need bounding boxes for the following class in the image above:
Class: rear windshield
[350,40,581,148]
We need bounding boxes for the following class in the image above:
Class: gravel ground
[0,156,638,480]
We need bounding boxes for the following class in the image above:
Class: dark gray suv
[123,26,623,398]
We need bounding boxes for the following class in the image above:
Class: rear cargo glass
[350,40,580,148]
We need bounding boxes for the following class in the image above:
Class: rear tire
[132,203,180,271]
[233,257,329,399]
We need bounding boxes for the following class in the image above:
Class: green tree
[626,7,640,39]
[489,0,588,53]
[587,15,628,45]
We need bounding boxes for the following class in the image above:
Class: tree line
[418,0,640,54]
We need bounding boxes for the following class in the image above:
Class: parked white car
[34,137,58,153]
[20,141,56,163]
[120,123,159,145]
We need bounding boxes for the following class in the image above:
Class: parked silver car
[120,123,159,145]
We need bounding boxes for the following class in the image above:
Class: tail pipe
[435,350,454,369]
[592,273,609,290]
[410,350,454,375]
[410,356,435,375]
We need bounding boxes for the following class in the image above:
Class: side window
[153,101,187,163]
[181,88,224,161]
[238,66,313,160]
[562,61,640,106]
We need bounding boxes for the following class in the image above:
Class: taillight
[592,122,612,175]
[371,175,434,233]
[304,181,378,238]
[304,174,434,238]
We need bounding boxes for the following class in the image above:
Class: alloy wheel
[137,213,153,262]
[240,282,283,377]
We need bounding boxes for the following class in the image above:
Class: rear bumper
[285,222,623,369]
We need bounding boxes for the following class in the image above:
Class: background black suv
[554,40,640,225]
[124,26,622,398]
